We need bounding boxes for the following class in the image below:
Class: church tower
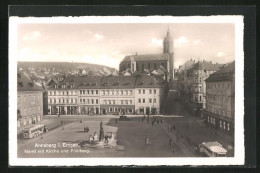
[163,27,174,81]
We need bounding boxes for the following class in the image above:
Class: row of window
[23,107,41,116]
[18,94,41,104]
[106,107,133,113]
[103,100,133,105]
[207,82,230,90]
[80,99,98,104]
[48,98,77,104]
[138,89,157,94]
[207,107,231,117]
[138,98,156,103]
[207,94,230,102]
[48,89,157,96]
[102,90,133,96]
[122,62,166,72]
[80,90,98,95]
[207,116,230,131]
[48,90,77,96]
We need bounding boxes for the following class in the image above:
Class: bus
[198,141,227,157]
[22,124,48,139]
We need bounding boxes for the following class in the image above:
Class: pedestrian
[161,119,163,124]
[169,138,172,146]
[116,119,117,124]
[41,133,43,139]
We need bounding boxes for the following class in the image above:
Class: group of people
[89,132,99,143]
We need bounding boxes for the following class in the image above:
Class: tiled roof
[205,61,235,82]
[135,74,166,88]
[78,76,103,89]
[47,75,165,90]
[17,73,43,92]
[121,53,169,62]
[100,75,136,89]
[188,61,224,72]
[48,76,103,89]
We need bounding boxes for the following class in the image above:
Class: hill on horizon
[18,61,118,75]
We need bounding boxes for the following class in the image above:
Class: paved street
[18,97,234,158]
[18,117,197,157]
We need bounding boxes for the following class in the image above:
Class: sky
[18,22,235,69]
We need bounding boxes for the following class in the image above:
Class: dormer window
[138,82,144,85]
[104,83,109,86]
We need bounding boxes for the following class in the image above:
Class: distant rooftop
[205,61,235,82]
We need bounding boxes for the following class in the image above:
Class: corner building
[134,75,166,114]
[17,73,43,128]
[204,61,235,134]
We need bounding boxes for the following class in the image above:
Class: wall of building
[100,88,135,114]
[47,89,78,115]
[17,91,43,127]
[134,88,161,115]
[205,79,235,134]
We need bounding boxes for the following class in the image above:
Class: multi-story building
[204,61,235,134]
[17,73,43,128]
[187,61,223,116]
[119,28,174,81]
[78,76,102,115]
[177,60,224,116]
[134,75,166,114]
[47,74,167,115]
[47,76,78,115]
[177,59,196,105]
[100,76,136,115]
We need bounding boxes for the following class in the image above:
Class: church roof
[121,53,169,62]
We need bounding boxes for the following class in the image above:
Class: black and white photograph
[9,14,245,166]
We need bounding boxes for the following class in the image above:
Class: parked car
[118,116,131,121]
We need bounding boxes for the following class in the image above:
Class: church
[119,28,174,81]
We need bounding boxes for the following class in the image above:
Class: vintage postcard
[9,15,244,166]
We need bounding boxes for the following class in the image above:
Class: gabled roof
[17,73,43,92]
[134,74,166,88]
[48,76,103,89]
[121,53,169,62]
[205,61,235,82]
[188,61,224,72]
